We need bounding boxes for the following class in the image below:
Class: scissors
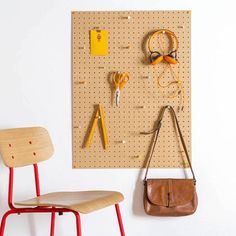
[112,71,129,107]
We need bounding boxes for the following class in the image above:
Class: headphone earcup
[151,55,164,65]
[164,55,178,64]
[150,52,163,65]
[164,51,178,64]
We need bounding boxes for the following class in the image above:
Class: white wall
[0,0,236,235]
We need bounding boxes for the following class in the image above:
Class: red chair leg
[73,212,82,236]
[0,211,13,236]
[115,204,125,236]
[50,212,56,236]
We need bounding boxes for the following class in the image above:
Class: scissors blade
[115,89,120,107]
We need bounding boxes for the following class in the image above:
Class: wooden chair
[0,127,125,236]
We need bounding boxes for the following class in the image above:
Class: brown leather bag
[142,106,198,216]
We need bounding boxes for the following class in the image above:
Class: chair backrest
[0,127,54,168]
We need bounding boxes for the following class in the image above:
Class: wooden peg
[115,140,126,144]
[133,155,140,159]
[122,45,130,49]
[177,26,184,29]
[79,81,86,84]
[73,125,82,129]
[74,81,86,85]
[135,105,145,109]
[121,16,132,20]
[142,75,150,79]
[78,46,85,49]
[98,66,105,69]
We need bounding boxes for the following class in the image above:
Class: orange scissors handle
[113,72,121,89]
[113,72,129,90]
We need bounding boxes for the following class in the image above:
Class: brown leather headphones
[147,29,179,65]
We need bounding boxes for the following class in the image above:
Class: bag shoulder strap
[142,105,196,184]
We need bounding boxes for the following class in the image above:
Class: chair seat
[15,191,124,214]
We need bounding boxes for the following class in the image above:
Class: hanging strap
[142,105,196,184]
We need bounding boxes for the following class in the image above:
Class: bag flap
[146,179,195,207]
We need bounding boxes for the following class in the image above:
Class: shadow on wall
[132,116,158,216]
[28,215,36,236]
[132,113,160,216]
[132,168,146,216]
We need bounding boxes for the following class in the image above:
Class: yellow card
[90,30,108,56]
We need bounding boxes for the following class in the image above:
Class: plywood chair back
[0,127,54,168]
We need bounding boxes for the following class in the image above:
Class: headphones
[147,29,179,65]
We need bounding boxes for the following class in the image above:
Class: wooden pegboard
[72,11,191,168]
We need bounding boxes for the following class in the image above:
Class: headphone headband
[147,29,179,54]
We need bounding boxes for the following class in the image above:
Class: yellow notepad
[90,30,108,56]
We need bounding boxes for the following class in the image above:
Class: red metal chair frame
[0,164,125,236]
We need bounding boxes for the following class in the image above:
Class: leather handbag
[142,105,198,216]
